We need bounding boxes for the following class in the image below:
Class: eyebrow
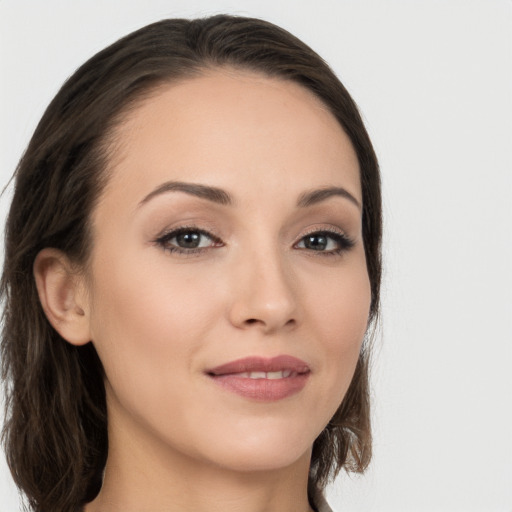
[297,187,361,210]
[138,181,361,210]
[138,181,233,207]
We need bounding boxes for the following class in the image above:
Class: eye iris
[305,234,328,251]
[176,232,201,248]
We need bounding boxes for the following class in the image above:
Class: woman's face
[84,70,371,473]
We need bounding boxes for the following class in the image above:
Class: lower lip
[209,373,310,401]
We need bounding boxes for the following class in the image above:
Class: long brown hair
[1,15,382,512]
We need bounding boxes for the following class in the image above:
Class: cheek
[86,250,219,401]
[90,245,215,332]
[303,258,371,404]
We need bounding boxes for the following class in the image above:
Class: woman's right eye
[155,228,222,254]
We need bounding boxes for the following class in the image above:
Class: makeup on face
[85,70,371,476]
[206,355,311,401]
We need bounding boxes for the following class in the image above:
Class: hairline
[81,63,362,271]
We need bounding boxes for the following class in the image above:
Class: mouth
[206,355,311,401]
[220,369,298,379]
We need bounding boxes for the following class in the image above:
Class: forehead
[101,69,361,207]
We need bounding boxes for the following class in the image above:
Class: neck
[84,400,315,512]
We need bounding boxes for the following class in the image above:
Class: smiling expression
[83,69,371,473]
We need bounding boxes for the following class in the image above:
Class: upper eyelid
[156,225,219,240]
[295,226,350,243]
[299,226,346,237]
[154,224,353,249]
[157,226,347,239]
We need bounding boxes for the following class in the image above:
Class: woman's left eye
[155,228,221,254]
[295,231,354,254]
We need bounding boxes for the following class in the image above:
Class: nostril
[245,319,259,325]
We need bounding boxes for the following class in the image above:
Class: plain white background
[1,1,511,511]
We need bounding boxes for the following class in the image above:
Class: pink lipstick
[206,355,310,401]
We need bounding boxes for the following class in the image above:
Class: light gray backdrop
[1,1,511,511]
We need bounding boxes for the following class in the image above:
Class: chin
[190,417,319,473]
[208,442,312,474]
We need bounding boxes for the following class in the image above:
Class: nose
[227,247,299,334]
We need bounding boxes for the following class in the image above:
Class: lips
[206,355,311,401]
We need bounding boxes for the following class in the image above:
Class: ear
[33,248,91,346]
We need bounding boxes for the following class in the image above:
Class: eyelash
[295,228,355,256]
[154,225,355,257]
[155,226,223,256]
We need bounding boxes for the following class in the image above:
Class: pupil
[305,235,327,251]
[177,232,201,248]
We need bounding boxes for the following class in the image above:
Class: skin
[35,69,371,512]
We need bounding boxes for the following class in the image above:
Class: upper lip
[207,355,310,376]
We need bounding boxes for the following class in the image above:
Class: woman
[1,14,381,512]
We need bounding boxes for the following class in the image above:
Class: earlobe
[33,248,91,346]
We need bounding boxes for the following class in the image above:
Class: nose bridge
[228,236,298,332]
